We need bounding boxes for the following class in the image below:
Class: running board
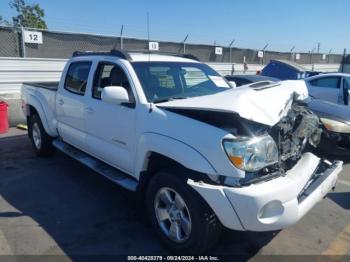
[52,139,138,191]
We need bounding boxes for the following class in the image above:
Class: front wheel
[146,170,222,254]
[28,114,55,157]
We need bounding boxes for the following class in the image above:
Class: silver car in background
[305,73,350,105]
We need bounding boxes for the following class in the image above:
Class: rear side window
[64,61,92,95]
[310,77,340,89]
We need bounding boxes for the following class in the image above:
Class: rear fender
[26,94,58,137]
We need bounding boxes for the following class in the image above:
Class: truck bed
[23,82,59,91]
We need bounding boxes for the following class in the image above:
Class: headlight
[320,118,350,133]
[223,135,278,172]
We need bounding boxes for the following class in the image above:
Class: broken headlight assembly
[320,118,350,133]
[223,135,279,172]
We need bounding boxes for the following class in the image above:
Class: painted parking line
[322,223,350,256]
[337,179,350,187]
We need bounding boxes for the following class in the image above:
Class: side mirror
[101,86,129,105]
[229,81,237,88]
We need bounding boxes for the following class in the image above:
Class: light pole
[120,24,124,50]
[262,43,269,64]
[327,48,332,63]
[183,34,189,53]
[290,46,295,60]
[229,39,235,64]
[310,47,316,64]
[341,48,347,72]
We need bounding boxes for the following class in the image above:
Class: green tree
[9,0,47,29]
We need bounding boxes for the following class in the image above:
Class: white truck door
[307,76,341,103]
[84,62,137,174]
[55,60,92,151]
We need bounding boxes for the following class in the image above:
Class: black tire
[28,114,55,157]
[146,169,222,254]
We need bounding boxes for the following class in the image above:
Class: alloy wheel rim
[32,123,42,149]
[154,187,192,243]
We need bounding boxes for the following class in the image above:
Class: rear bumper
[188,152,343,231]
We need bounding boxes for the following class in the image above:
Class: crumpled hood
[157,80,309,126]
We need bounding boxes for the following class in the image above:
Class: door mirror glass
[229,81,237,88]
[101,86,129,105]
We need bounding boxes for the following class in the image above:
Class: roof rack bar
[72,49,199,61]
[72,49,132,60]
[126,50,200,61]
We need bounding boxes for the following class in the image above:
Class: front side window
[132,62,231,102]
[93,62,133,102]
[310,76,340,89]
[64,61,92,95]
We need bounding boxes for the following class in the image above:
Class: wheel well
[26,105,39,137]
[26,105,39,124]
[137,152,184,195]
[137,152,214,197]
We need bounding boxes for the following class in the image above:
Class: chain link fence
[0,26,22,57]
[0,25,343,64]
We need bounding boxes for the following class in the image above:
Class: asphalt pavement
[0,128,349,260]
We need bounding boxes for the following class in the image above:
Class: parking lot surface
[0,128,349,259]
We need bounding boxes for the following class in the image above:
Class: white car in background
[305,73,350,105]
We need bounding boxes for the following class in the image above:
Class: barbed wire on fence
[0,25,344,65]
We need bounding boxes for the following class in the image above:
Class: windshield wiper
[153,96,188,104]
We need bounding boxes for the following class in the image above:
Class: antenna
[147,12,150,43]
[147,12,150,60]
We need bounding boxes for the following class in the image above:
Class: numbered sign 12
[24,30,43,44]
[149,42,159,51]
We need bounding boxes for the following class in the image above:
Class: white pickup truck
[21,50,343,253]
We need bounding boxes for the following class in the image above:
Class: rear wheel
[146,170,222,254]
[28,114,55,157]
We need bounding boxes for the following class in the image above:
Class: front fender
[135,132,217,179]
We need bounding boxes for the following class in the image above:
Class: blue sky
[0,0,348,53]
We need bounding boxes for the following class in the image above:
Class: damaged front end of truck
[238,95,324,185]
[158,80,343,233]
[159,81,339,187]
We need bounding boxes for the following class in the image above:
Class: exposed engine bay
[269,101,322,171]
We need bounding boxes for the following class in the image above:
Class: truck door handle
[85,107,94,114]
[58,99,64,106]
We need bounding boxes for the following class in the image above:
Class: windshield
[132,62,231,102]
